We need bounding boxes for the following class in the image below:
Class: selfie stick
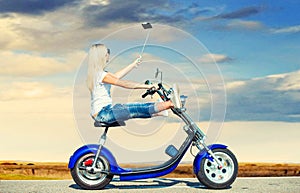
[140,22,152,56]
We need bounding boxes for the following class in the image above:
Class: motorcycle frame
[68,84,227,181]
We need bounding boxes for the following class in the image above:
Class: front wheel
[196,148,238,189]
[70,153,113,190]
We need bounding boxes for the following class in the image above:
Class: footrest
[94,121,126,127]
[165,145,179,158]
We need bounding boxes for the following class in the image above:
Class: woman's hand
[146,84,158,90]
[114,55,142,79]
[133,55,142,68]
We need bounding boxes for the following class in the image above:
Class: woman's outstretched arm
[102,72,153,90]
[114,56,142,79]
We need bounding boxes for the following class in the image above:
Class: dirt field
[0,161,299,180]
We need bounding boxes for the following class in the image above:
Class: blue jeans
[95,103,158,124]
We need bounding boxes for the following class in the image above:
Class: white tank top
[90,71,112,116]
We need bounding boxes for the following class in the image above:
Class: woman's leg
[96,101,173,123]
[123,101,173,119]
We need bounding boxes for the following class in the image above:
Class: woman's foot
[170,84,181,109]
[154,109,169,117]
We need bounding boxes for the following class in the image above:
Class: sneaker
[159,109,169,117]
[157,98,169,117]
[170,83,181,109]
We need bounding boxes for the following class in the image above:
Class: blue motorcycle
[68,70,238,190]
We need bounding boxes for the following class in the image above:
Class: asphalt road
[0,177,299,193]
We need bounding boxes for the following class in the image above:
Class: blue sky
[0,0,299,80]
[0,0,299,162]
[186,0,300,78]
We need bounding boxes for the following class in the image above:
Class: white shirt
[90,71,112,116]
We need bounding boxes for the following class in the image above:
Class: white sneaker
[160,109,169,117]
[157,98,169,117]
[170,83,181,109]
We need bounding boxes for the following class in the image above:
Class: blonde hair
[87,44,108,92]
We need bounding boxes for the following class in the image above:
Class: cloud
[198,6,266,32]
[0,51,85,76]
[88,0,110,6]
[0,1,210,54]
[0,82,71,101]
[0,10,184,54]
[81,0,178,27]
[80,0,213,28]
[213,6,264,19]
[226,81,246,89]
[0,0,80,15]
[270,25,300,34]
[0,11,88,53]
[0,90,80,162]
[217,121,300,162]
[270,71,300,92]
[198,53,232,64]
[226,20,264,30]
[0,0,206,32]
[225,70,300,122]
[0,6,133,53]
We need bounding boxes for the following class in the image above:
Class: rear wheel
[196,148,238,189]
[70,153,113,190]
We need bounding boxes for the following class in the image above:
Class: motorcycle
[68,69,238,190]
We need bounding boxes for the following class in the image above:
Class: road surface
[0,177,299,193]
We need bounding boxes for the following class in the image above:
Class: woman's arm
[114,56,141,79]
[102,72,153,90]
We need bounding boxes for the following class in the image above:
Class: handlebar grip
[142,91,149,98]
[142,89,157,98]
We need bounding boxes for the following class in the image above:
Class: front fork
[179,109,224,168]
[187,123,224,168]
[193,139,224,169]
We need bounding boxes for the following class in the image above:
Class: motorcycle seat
[94,121,126,127]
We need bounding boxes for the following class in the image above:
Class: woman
[87,43,180,124]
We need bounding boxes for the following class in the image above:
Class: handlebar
[142,80,155,98]
[142,82,168,99]
[142,88,156,98]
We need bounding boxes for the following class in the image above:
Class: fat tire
[196,148,238,189]
[70,153,113,190]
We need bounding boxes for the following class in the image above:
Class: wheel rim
[203,152,235,184]
[76,154,109,186]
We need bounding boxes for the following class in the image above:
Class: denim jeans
[95,103,158,124]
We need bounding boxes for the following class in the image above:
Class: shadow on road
[69,178,231,190]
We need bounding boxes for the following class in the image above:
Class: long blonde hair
[87,44,108,92]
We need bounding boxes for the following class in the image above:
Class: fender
[193,144,227,175]
[68,144,127,174]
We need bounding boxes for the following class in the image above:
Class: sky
[0,0,299,163]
